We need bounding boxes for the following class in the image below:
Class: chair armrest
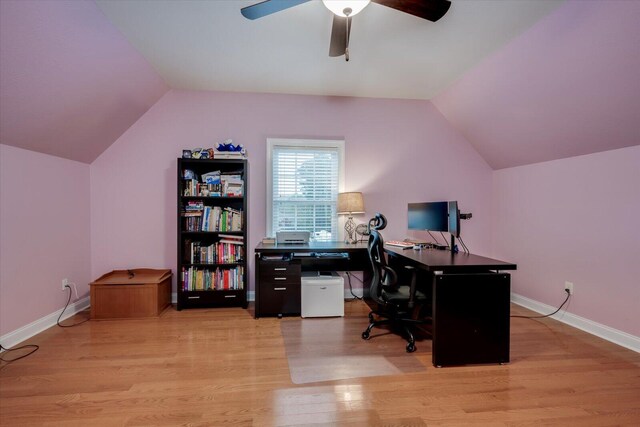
[404,265,417,309]
[381,265,398,290]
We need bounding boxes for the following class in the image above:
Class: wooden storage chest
[90,269,172,319]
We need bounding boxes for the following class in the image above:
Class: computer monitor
[408,201,461,246]
[448,200,460,238]
[407,201,449,232]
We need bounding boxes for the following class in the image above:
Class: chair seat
[382,286,427,305]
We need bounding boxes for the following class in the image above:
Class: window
[267,139,345,241]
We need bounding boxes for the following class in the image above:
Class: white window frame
[266,138,345,240]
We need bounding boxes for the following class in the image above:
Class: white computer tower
[301,271,344,318]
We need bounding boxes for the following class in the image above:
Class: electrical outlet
[564,281,574,295]
[62,278,69,291]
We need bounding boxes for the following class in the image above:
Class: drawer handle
[320,286,327,290]
[188,296,200,299]
[224,295,237,298]
[273,268,287,271]
[274,287,287,291]
[274,277,287,281]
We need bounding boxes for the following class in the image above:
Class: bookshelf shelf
[185,263,244,268]
[181,196,244,200]
[177,158,248,310]
[181,231,244,235]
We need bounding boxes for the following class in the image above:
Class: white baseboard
[0,297,90,350]
[511,293,639,353]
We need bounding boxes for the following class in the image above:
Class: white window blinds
[268,140,344,242]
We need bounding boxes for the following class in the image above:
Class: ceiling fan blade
[241,0,312,20]
[372,0,451,22]
[329,15,351,57]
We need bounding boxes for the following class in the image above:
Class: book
[219,233,243,240]
[213,151,246,159]
[219,239,244,245]
[201,170,221,184]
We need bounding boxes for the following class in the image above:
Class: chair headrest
[369,213,387,231]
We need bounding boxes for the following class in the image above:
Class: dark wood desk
[385,246,517,367]
[255,242,517,367]
[254,242,370,318]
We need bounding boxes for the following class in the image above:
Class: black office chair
[362,213,429,352]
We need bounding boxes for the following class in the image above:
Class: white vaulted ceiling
[95,0,562,100]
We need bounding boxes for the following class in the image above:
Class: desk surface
[254,242,516,272]
[255,242,368,253]
[385,246,517,272]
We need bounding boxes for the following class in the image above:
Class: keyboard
[386,241,414,248]
[312,252,349,258]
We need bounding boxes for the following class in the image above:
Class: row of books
[182,205,243,232]
[183,181,223,197]
[185,236,244,264]
[181,266,244,291]
[182,171,244,197]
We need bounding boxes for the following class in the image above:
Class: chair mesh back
[367,229,386,304]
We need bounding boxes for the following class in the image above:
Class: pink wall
[90,90,494,293]
[0,144,91,336]
[433,0,640,169]
[492,146,640,337]
[0,0,168,163]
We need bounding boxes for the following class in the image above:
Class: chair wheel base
[362,331,370,340]
[406,342,416,353]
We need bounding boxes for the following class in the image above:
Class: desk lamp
[337,192,365,244]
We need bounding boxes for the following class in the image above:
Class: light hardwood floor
[1,301,639,426]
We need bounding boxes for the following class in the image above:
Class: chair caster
[406,342,416,353]
[362,331,370,340]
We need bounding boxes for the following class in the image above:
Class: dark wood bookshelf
[177,158,248,310]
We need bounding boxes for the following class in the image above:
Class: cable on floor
[511,289,571,319]
[0,343,39,364]
[57,283,89,328]
[343,271,362,301]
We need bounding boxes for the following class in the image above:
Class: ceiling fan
[241,0,451,61]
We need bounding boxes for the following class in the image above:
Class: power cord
[57,283,89,328]
[427,231,440,245]
[457,236,470,254]
[0,343,39,364]
[511,289,571,319]
[440,232,450,249]
[344,271,363,301]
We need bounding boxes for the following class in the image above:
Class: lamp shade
[337,192,365,215]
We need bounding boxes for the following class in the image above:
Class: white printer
[276,231,310,244]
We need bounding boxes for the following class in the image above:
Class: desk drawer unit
[256,258,301,317]
[259,261,300,280]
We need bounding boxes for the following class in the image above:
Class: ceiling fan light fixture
[322,0,370,17]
